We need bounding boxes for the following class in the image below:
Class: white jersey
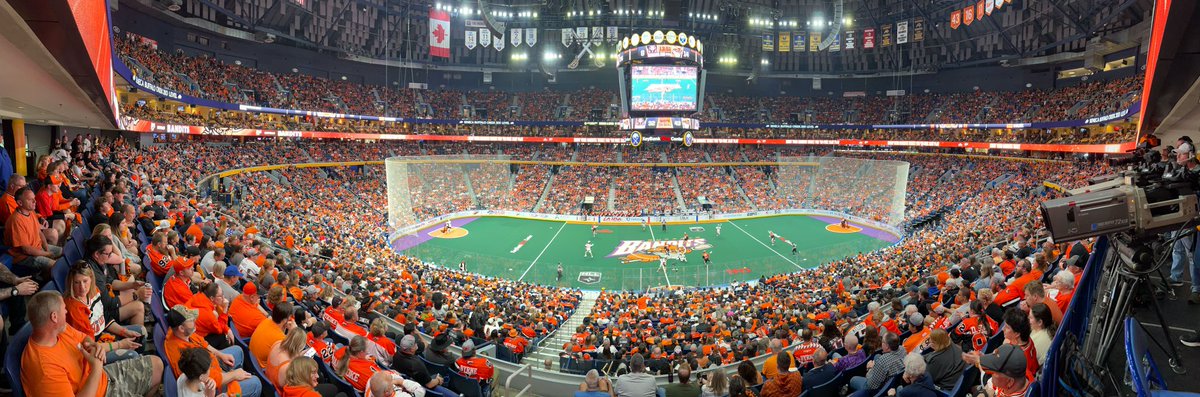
[585,243,593,251]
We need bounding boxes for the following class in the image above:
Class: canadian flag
[429,10,450,58]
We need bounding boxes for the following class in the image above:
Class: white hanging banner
[561,28,573,46]
[480,28,491,47]
[511,28,522,47]
[591,27,603,45]
[465,30,477,49]
[607,26,619,43]
[576,27,588,45]
[526,28,537,46]
[897,20,909,44]
[494,33,506,51]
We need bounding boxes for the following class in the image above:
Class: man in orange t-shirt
[250,301,296,365]
[6,188,62,280]
[995,260,1043,305]
[164,254,197,308]
[22,291,163,397]
[164,305,261,397]
[0,174,25,224]
[229,282,268,337]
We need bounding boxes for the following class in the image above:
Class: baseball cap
[980,344,1028,379]
[399,335,417,351]
[223,265,243,278]
[172,257,194,272]
[242,282,258,295]
[461,340,476,357]
[168,305,198,328]
[1174,139,1194,154]
[908,312,925,327]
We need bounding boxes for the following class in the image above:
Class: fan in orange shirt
[163,252,198,309]
[163,305,260,397]
[229,282,268,337]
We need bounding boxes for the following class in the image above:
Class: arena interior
[0,0,1199,396]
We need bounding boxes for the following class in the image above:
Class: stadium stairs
[531,170,556,213]
[521,290,601,371]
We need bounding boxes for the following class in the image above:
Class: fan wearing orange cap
[229,282,268,337]
[163,248,199,308]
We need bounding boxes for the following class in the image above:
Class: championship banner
[976,0,985,20]
[607,26,619,43]
[494,33,505,50]
[481,28,492,47]
[511,28,522,47]
[465,30,477,49]
[913,18,925,41]
[762,34,775,51]
[863,28,875,49]
[561,28,572,46]
[526,28,537,46]
[844,30,855,50]
[428,10,450,58]
[951,11,961,29]
[986,0,995,15]
[794,31,806,51]
[897,20,909,44]
[576,27,588,45]
[591,27,603,45]
[779,32,790,52]
[828,30,840,51]
[809,32,821,52]
[964,6,974,25]
[881,24,892,47]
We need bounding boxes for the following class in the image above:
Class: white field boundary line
[727,221,802,269]
[518,222,568,281]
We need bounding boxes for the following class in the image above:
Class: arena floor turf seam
[518,221,567,281]
[727,220,802,269]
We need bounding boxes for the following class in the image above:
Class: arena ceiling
[148,0,1151,74]
[0,1,114,129]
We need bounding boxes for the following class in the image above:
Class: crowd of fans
[118,34,1141,139]
[0,133,1118,397]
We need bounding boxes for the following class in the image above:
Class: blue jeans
[1189,235,1200,293]
[1172,231,1191,282]
[849,376,868,391]
[218,345,263,397]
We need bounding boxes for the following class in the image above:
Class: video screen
[630,65,698,111]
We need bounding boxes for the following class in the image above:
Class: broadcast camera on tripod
[1039,142,1196,374]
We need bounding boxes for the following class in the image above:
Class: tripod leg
[1142,275,1187,374]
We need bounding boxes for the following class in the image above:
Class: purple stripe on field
[810,215,902,243]
[392,217,480,251]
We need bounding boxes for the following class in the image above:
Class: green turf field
[395,215,896,291]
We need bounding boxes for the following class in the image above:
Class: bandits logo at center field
[607,239,713,263]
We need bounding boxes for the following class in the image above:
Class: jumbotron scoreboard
[615,30,705,147]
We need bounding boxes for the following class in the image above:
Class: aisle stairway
[522,290,601,370]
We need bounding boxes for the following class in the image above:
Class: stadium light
[843,17,853,27]
[761,59,769,65]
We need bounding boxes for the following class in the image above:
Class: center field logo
[607,238,712,263]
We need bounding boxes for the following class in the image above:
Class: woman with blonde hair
[279,356,347,397]
[266,326,309,386]
[366,317,397,366]
[63,261,143,363]
[699,369,729,397]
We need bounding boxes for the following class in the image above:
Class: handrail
[506,364,533,395]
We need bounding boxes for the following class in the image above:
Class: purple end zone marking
[392,217,480,251]
[810,215,902,243]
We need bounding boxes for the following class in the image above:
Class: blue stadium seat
[247,346,279,396]
[946,364,979,397]
[801,373,845,397]
[51,257,69,293]
[575,392,612,397]
[419,356,454,379]
[1125,317,1200,397]
[317,358,361,397]
[446,370,485,397]
[152,325,179,397]
[4,324,32,397]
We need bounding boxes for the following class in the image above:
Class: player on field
[459,261,466,272]
[715,224,721,236]
[682,233,689,244]
[661,219,667,231]
[840,218,849,229]
[556,263,564,282]
[584,241,594,258]
[703,251,711,265]
[769,231,777,245]
[592,223,598,237]
[790,242,798,256]
[659,256,667,272]
[642,217,649,231]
